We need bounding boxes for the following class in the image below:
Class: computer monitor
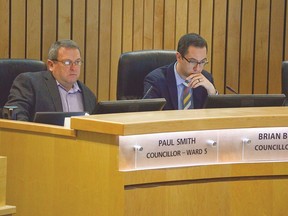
[33,112,87,126]
[204,94,286,108]
[95,98,166,114]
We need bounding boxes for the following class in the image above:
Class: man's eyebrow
[189,57,207,62]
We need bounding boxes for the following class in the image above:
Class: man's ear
[47,60,54,71]
[176,52,182,61]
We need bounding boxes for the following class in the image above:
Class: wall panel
[254,0,270,94]
[286,1,288,60]
[175,0,188,45]
[226,0,241,94]
[122,0,133,52]
[72,0,86,82]
[110,0,123,99]
[143,0,154,49]
[212,0,227,94]
[85,0,99,95]
[164,0,176,50]
[188,0,200,34]
[239,0,255,94]
[42,0,57,61]
[200,0,213,72]
[58,0,72,40]
[10,0,26,58]
[153,0,164,49]
[268,0,285,93]
[133,0,144,51]
[0,0,287,100]
[26,0,41,60]
[98,0,112,101]
[0,0,10,58]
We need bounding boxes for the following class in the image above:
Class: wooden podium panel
[1,107,288,215]
[0,157,6,207]
[0,120,123,216]
[124,162,288,215]
[0,157,16,216]
[125,177,288,215]
[0,206,16,216]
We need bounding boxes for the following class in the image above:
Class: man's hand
[186,73,217,95]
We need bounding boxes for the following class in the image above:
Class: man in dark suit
[144,33,217,110]
[4,39,97,121]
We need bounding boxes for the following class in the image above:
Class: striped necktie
[182,81,193,109]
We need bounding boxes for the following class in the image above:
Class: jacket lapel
[77,81,90,112]
[166,63,178,110]
[43,71,63,112]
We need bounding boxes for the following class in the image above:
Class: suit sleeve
[79,83,97,114]
[143,72,162,99]
[4,73,35,121]
[202,70,215,85]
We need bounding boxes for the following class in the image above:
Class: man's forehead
[58,47,80,53]
[185,46,207,58]
[58,47,81,57]
[187,45,207,51]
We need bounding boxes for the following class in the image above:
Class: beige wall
[0,0,287,100]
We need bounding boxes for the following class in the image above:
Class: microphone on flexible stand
[226,85,238,94]
[142,86,153,99]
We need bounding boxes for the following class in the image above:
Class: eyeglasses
[53,59,83,66]
[182,55,208,68]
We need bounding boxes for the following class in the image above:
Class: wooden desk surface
[1,107,287,137]
[0,157,6,207]
[71,107,288,135]
[0,119,75,137]
[0,205,16,216]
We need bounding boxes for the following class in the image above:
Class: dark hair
[177,33,208,56]
[48,39,81,60]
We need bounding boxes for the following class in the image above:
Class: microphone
[226,85,238,94]
[142,86,153,99]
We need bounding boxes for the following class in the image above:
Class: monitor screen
[95,98,166,114]
[204,94,286,108]
[33,112,87,126]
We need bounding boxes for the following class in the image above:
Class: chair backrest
[117,50,176,100]
[0,59,47,108]
[282,61,288,96]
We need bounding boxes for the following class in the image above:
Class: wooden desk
[0,157,16,216]
[1,107,288,215]
[0,157,6,207]
[0,206,16,216]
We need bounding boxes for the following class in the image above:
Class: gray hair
[48,39,81,60]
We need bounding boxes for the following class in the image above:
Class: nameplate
[119,130,218,171]
[119,127,288,171]
[242,127,288,161]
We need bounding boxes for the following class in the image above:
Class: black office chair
[281,61,288,106]
[0,59,47,117]
[282,61,288,95]
[117,50,176,100]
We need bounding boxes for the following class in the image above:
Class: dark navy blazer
[143,62,215,110]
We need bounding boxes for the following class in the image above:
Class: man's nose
[193,63,201,71]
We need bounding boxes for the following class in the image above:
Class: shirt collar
[174,62,186,86]
[56,80,82,93]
